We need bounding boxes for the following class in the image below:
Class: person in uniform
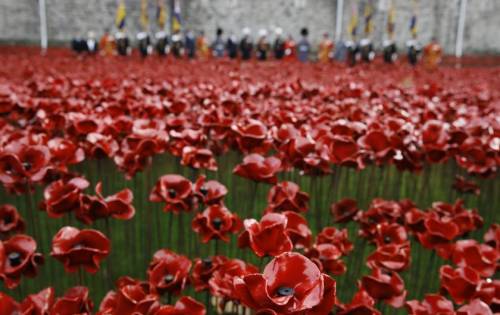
[155,30,169,56]
[239,27,253,61]
[99,29,115,56]
[297,27,310,62]
[71,36,86,54]
[137,31,152,58]
[115,29,131,56]
[256,29,270,61]
[84,31,98,54]
[383,39,397,63]
[196,30,210,60]
[185,29,196,59]
[273,28,285,60]
[359,37,375,63]
[212,28,225,58]
[171,29,184,58]
[318,32,334,63]
[226,33,238,59]
[423,37,442,71]
[283,34,296,61]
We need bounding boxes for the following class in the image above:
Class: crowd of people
[71,26,443,69]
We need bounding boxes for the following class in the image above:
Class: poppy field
[0,48,498,314]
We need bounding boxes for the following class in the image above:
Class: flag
[348,3,358,39]
[387,1,395,39]
[410,0,418,38]
[156,0,167,29]
[364,0,374,36]
[115,0,127,30]
[171,0,182,32]
[140,0,149,30]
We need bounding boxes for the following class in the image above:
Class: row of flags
[349,0,419,40]
[115,0,181,32]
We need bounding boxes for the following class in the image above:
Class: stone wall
[0,0,499,54]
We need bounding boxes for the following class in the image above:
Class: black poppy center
[212,218,223,230]
[8,252,22,267]
[22,162,32,171]
[164,274,174,283]
[3,214,13,224]
[168,189,177,198]
[200,186,208,195]
[384,236,392,244]
[276,286,294,297]
[202,257,212,268]
[4,165,13,175]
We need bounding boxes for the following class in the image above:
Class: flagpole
[455,0,467,58]
[335,0,344,42]
[38,0,48,54]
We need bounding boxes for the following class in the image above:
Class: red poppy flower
[51,226,110,273]
[325,135,361,167]
[77,182,135,224]
[47,137,85,168]
[416,213,460,254]
[152,296,206,315]
[20,287,54,314]
[357,130,394,164]
[51,286,93,315]
[473,278,500,311]
[191,255,228,292]
[453,175,480,195]
[457,298,494,315]
[360,268,407,308]
[97,277,158,315]
[181,146,218,171]
[149,174,194,213]
[367,242,411,272]
[148,249,192,295]
[231,118,272,154]
[238,213,293,257]
[305,243,347,275]
[372,223,408,247]
[0,292,19,314]
[451,240,498,278]
[192,204,242,243]
[233,252,336,314]
[209,258,258,301]
[282,211,312,249]
[358,199,403,239]
[336,289,381,315]
[484,224,500,252]
[316,227,353,256]
[84,132,119,159]
[0,234,44,289]
[405,294,455,315]
[404,207,427,234]
[265,181,309,213]
[233,154,281,184]
[439,265,480,304]
[192,175,228,206]
[0,204,25,239]
[41,176,89,218]
[331,198,359,223]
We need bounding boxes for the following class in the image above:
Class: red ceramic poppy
[451,240,498,278]
[208,258,258,302]
[405,294,455,315]
[439,265,480,304]
[191,255,228,292]
[192,204,242,243]
[192,175,228,206]
[325,135,361,167]
[316,227,353,256]
[305,243,347,275]
[149,174,194,213]
[330,198,359,223]
[360,268,407,308]
[457,298,494,315]
[152,296,206,315]
[0,234,44,289]
[0,204,25,239]
[372,223,408,247]
[0,292,19,314]
[233,252,336,314]
[231,118,272,154]
[41,176,89,218]
[51,286,93,315]
[50,226,110,273]
[265,181,310,213]
[19,287,55,314]
[484,224,500,252]
[148,249,192,295]
[473,278,500,312]
[237,213,293,257]
[180,146,218,171]
[336,288,381,315]
[357,130,394,164]
[97,276,158,315]
[453,175,480,195]
[283,211,312,249]
[366,242,411,272]
[47,137,85,168]
[233,154,281,184]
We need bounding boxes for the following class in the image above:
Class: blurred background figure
[115,30,130,56]
[283,34,296,61]
[185,29,196,59]
[345,2,360,66]
[226,32,238,59]
[240,27,253,60]
[85,31,98,54]
[99,28,115,56]
[423,37,442,71]
[212,27,225,58]
[297,27,310,62]
[196,30,209,59]
[318,32,334,63]
[273,27,285,60]
[137,31,151,58]
[256,29,270,61]
[70,36,86,54]
[171,30,184,58]
[383,2,397,63]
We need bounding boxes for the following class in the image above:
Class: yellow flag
[364,1,374,36]
[172,0,182,32]
[140,0,149,30]
[157,0,167,29]
[348,4,358,39]
[115,1,127,30]
[387,1,395,39]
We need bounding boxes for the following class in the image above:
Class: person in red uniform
[423,37,443,71]
[283,34,296,61]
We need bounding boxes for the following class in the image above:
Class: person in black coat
[239,27,253,60]
[273,28,285,60]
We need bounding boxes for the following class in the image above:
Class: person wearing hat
[212,27,225,58]
[273,28,286,60]
[256,29,270,61]
[226,33,239,59]
[239,27,253,61]
[283,34,297,61]
[297,27,310,62]
[383,39,397,64]
[155,30,169,56]
[171,29,184,58]
[99,28,115,56]
[115,29,131,56]
[196,30,210,60]
[318,32,334,63]
[423,37,442,71]
[137,30,152,58]
[185,29,196,59]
